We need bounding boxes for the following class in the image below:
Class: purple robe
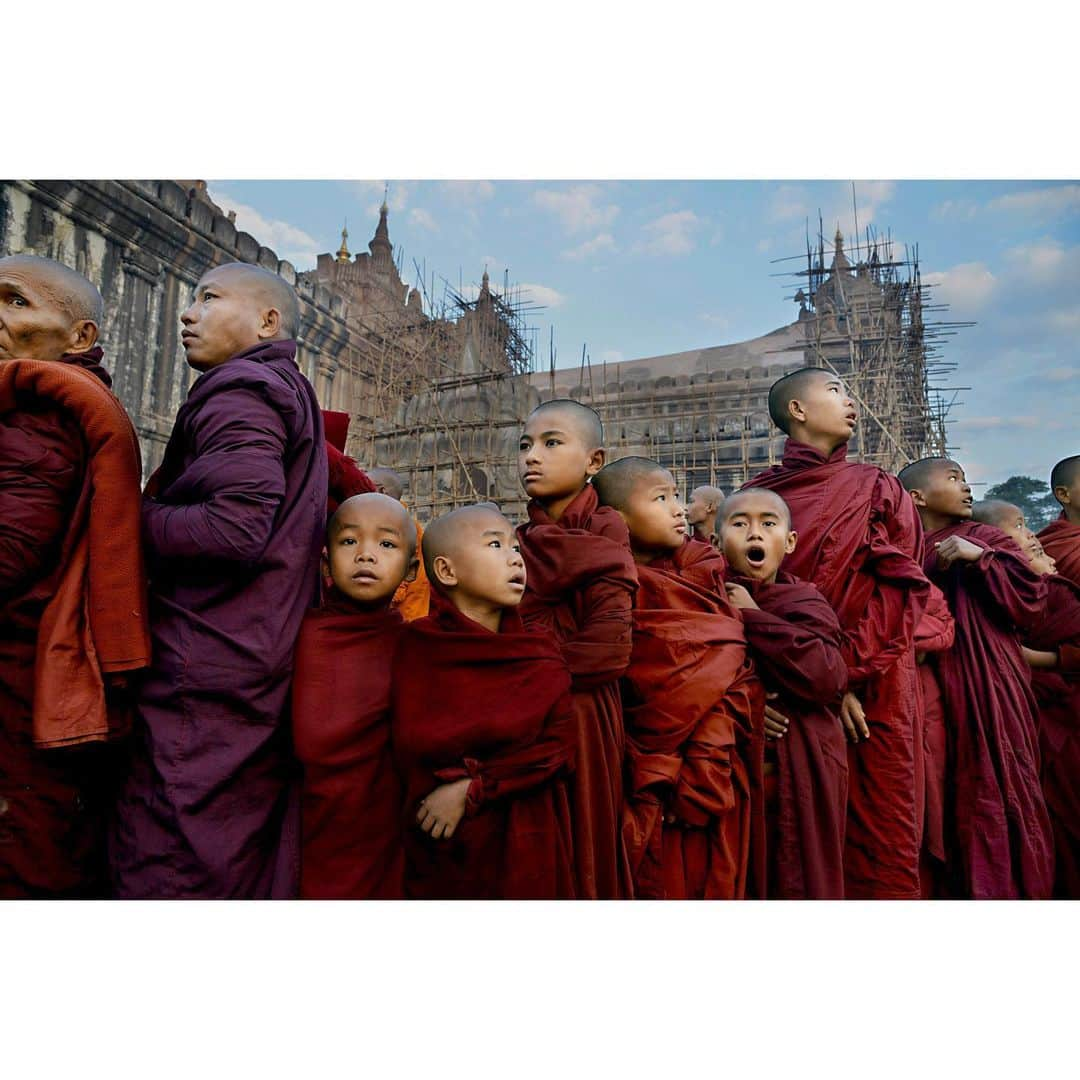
[109,340,327,898]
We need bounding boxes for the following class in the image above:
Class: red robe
[747,441,930,898]
[621,541,765,899]
[1025,574,1080,897]
[517,484,638,898]
[391,595,576,899]
[323,409,375,516]
[922,521,1053,899]
[735,572,850,899]
[1038,515,1080,587]
[291,595,406,899]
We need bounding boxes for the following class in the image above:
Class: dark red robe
[323,409,375,515]
[622,540,765,899]
[747,440,930,899]
[735,572,850,899]
[391,594,576,899]
[922,521,1053,899]
[110,340,328,899]
[292,595,405,899]
[1025,574,1080,897]
[1038,515,1080,587]
[516,484,638,898]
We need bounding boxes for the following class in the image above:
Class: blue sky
[209,180,1078,490]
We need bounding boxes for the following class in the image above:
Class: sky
[209,179,1079,490]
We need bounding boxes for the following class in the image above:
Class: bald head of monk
[593,456,686,563]
[181,261,301,371]
[686,484,725,544]
[719,488,796,584]
[0,253,103,361]
[325,492,418,606]
[899,457,973,532]
[1050,455,1080,524]
[518,398,606,519]
[422,504,526,631]
[767,367,857,452]
[972,500,1038,554]
[367,467,405,502]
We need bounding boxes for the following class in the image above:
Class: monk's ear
[403,554,419,585]
[259,306,283,340]
[1054,484,1070,506]
[785,529,798,555]
[585,447,606,478]
[431,553,456,588]
[788,396,807,426]
[908,488,927,509]
[68,319,99,353]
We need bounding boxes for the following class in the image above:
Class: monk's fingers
[416,802,431,825]
[839,707,860,744]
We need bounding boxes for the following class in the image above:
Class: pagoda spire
[335,220,350,263]
[369,193,392,271]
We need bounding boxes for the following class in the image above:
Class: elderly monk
[368,466,430,622]
[685,485,725,546]
[0,254,149,898]
[109,262,328,899]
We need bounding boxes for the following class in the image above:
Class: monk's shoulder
[0,397,84,477]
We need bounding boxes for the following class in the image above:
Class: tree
[983,475,1058,532]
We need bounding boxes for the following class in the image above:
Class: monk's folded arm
[559,579,635,689]
[967,545,1048,633]
[740,608,848,704]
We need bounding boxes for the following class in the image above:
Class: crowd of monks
[1,251,1077,900]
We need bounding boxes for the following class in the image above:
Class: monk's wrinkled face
[618,469,686,561]
[181,267,279,371]
[326,495,417,606]
[909,461,972,520]
[719,492,796,583]
[431,510,526,609]
[518,407,605,502]
[0,259,96,361]
[786,372,857,444]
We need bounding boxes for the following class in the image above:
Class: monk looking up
[391,505,576,899]
[0,255,149,898]
[746,367,930,899]
[367,466,430,622]
[685,485,725,546]
[900,459,1052,899]
[593,458,763,899]
[110,262,328,899]
[292,493,418,899]
[516,400,638,898]
[718,488,850,899]
[1038,455,1080,586]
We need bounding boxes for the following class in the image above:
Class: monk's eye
[488,540,502,548]
[380,540,397,549]
[340,537,356,546]
[518,441,530,450]
[8,295,27,307]
[545,439,560,448]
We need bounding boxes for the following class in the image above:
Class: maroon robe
[391,594,576,899]
[735,572,850,899]
[1025,574,1080,897]
[110,340,328,899]
[323,409,375,515]
[292,595,405,899]
[516,484,638,898]
[1038,515,1080,587]
[622,540,765,899]
[922,521,1053,899]
[747,440,930,899]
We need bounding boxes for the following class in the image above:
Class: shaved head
[421,503,510,584]
[328,492,416,556]
[690,485,725,507]
[1051,455,1080,495]
[768,367,833,434]
[0,254,104,325]
[527,399,604,448]
[203,262,300,337]
[367,467,404,502]
[971,500,1022,530]
[592,456,670,512]
[898,457,959,493]
[720,487,792,529]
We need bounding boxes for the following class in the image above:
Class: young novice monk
[0,254,149,898]
[593,458,763,900]
[685,485,725,546]
[367,467,430,622]
[110,262,328,899]
[899,459,1053,899]
[718,488,850,899]
[747,368,930,899]
[1037,456,1080,586]
[391,504,576,899]
[291,493,418,899]
[516,400,638,898]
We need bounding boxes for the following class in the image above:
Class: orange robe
[391,518,431,622]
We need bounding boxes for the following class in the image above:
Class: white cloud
[533,184,619,233]
[1006,239,1080,285]
[768,184,810,223]
[441,180,495,203]
[408,208,438,231]
[987,184,1080,220]
[700,312,730,330]
[562,233,617,260]
[637,210,702,256]
[932,198,979,222]
[207,190,319,269]
[348,180,411,217]
[517,282,567,309]
[1049,307,1080,332]
[953,415,1046,431]
[923,261,997,312]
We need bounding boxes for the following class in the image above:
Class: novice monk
[391,504,576,899]
[1038,456,1080,586]
[747,368,930,899]
[110,262,328,899]
[516,401,639,898]
[900,458,1053,899]
[593,458,763,900]
[291,493,417,899]
[0,254,150,898]
[368,467,430,622]
[685,485,725,546]
[718,488,850,900]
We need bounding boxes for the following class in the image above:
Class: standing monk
[685,485,725,546]
[367,467,430,622]
[1038,456,1080,586]
[110,262,327,899]
[0,254,149,897]
[516,400,638,898]
[746,368,930,899]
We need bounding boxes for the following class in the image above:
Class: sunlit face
[988,504,1037,553]
[913,462,973,520]
[0,262,88,360]
[788,373,858,443]
[326,500,416,606]
[181,268,269,371]
[432,511,527,609]
[618,469,686,561]
[685,489,714,527]
[719,492,796,583]
[518,407,604,502]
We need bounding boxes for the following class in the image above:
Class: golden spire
[336,220,350,263]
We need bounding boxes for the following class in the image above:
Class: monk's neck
[1063,507,1080,527]
[632,547,672,566]
[920,509,964,534]
[790,429,847,460]
[452,597,503,633]
[692,521,714,543]
[537,486,586,523]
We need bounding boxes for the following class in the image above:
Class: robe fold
[1025,574,1080,897]
[292,595,405,898]
[735,572,850,899]
[747,440,930,899]
[110,339,328,899]
[923,521,1053,899]
[0,348,148,897]
[621,540,764,899]
[516,483,638,898]
[1038,515,1080,587]
[391,595,576,899]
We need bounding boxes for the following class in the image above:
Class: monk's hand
[416,778,471,840]
[839,691,869,744]
[1022,646,1059,670]
[763,693,790,740]
[724,582,758,610]
[934,536,984,570]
